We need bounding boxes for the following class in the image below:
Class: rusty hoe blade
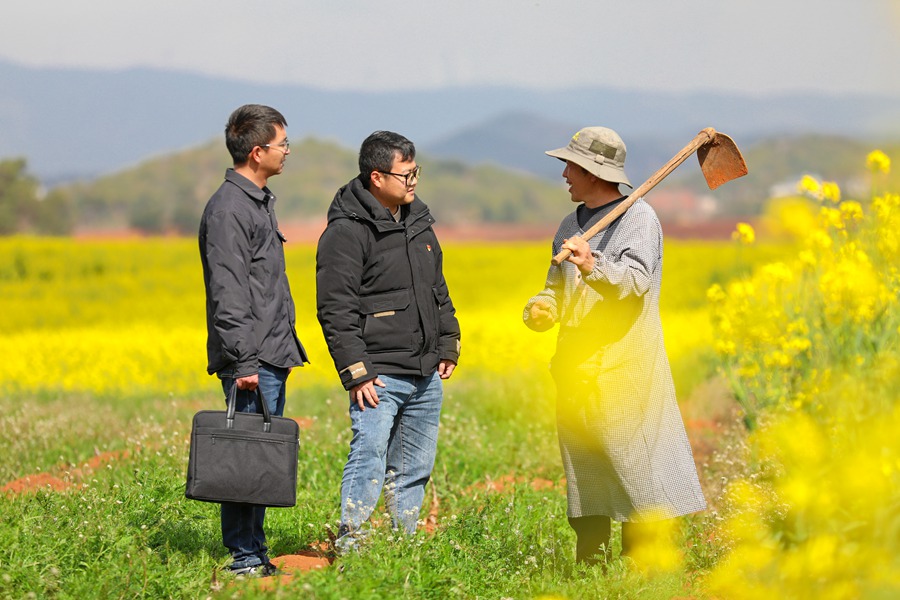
[697,132,748,190]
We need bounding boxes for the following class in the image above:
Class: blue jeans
[219,362,288,570]
[340,372,443,538]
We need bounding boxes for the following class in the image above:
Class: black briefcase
[185,385,299,507]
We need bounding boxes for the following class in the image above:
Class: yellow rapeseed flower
[707,283,727,303]
[872,193,900,222]
[715,339,736,356]
[764,350,792,368]
[821,181,841,204]
[866,149,891,174]
[839,200,863,225]
[786,319,809,336]
[819,206,844,230]
[798,175,823,200]
[785,337,811,354]
[779,475,815,510]
[798,249,817,268]
[818,257,884,325]
[732,222,756,245]
[808,230,833,251]
[728,280,757,299]
[761,262,794,284]
[624,512,684,575]
[738,361,760,378]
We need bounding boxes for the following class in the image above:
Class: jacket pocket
[359,289,412,353]
[432,286,447,310]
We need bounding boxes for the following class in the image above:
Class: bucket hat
[546,127,632,188]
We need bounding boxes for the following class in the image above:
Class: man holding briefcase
[198,104,308,577]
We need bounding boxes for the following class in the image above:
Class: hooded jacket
[316,176,461,390]
[199,169,308,377]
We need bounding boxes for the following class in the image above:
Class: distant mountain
[424,112,579,180]
[3,60,900,183]
[423,111,693,186]
[425,113,900,215]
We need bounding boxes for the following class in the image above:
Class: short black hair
[224,104,287,164]
[358,131,415,184]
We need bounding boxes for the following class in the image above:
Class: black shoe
[231,562,280,578]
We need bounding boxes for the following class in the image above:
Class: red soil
[468,473,562,494]
[1,472,71,494]
[291,416,315,429]
[272,551,332,572]
[2,450,130,495]
[236,551,333,590]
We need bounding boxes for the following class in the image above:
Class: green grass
[0,375,726,599]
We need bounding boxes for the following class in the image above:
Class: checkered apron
[526,199,706,522]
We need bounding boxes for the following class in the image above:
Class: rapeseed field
[0,238,740,400]
[1,153,897,598]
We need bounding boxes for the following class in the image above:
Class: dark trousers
[219,363,288,570]
[567,515,639,565]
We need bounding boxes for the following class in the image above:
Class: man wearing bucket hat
[523,127,706,567]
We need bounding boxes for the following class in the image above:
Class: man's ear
[246,145,262,167]
[369,170,384,191]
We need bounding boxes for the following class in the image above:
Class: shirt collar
[224,168,272,206]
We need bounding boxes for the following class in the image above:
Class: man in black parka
[316,131,460,550]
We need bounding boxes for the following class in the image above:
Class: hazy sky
[2,1,900,95]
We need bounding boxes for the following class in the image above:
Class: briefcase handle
[225,384,273,433]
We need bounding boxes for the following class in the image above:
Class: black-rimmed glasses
[379,165,421,186]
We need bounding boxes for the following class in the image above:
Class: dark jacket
[316,176,461,390]
[199,169,308,377]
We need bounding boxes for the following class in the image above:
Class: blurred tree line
[0,159,74,235]
[9,134,893,237]
[13,137,569,236]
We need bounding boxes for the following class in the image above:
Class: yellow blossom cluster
[710,163,900,419]
[872,192,900,267]
[731,222,756,245]
[705,152,900,597]
[708,365,900,599]
[797,174,842,203]
[866,149,891,174]
[623,509,685,575]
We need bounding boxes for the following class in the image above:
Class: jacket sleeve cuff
[439,338,461,364]
[233,358,260,379]
[583,251,609,283]
[339,359,376,390]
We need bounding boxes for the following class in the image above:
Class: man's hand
[529,299,555,330]
[236,373,259,390]
[562,236,595,275]
[350,377,385,410]
[438,359,457,380]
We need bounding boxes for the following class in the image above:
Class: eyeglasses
[379,165,421,186]
[261,139,290,153]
